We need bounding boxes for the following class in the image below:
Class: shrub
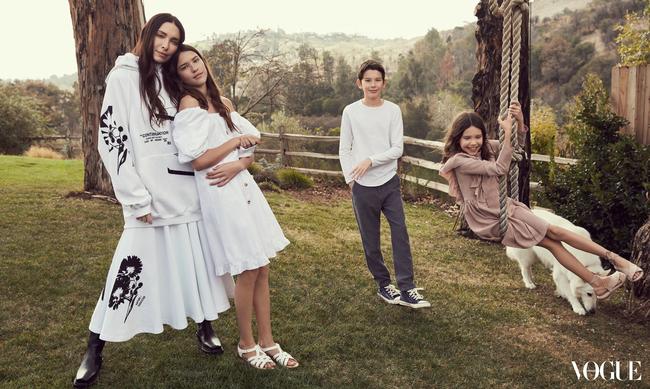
[276,168,314,190]
[258,181,281,192]
[615,2,650,66]
[541,74,650,256]
[0,84,47,154]
[247,162,263,176]
[24,146,64,160]
[530,101,558,156]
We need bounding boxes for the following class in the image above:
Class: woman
[73,14,235,388]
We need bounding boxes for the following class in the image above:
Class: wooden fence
[611,64,650,145]
[257,131,577,196]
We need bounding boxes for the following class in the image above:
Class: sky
[1,0,481,80]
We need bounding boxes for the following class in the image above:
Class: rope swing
[489,0,528,237]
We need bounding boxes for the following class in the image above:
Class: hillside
[194,29,422,71]
[532,0,592,19]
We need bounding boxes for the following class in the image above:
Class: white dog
[505,209,608,315]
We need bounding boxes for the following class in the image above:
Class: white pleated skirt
[88,221,235,342]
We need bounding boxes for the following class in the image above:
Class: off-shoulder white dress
[172,107,289,276]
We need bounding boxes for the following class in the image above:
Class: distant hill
[193,29,422,72]
[532,0,592,19]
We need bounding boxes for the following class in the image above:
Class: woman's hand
[206,160,245,187]
[239,135,260,149]
[351,158,372,180]
[508,101,525,131]
[136,213,153,224]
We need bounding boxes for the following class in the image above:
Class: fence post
[278,123,291,167]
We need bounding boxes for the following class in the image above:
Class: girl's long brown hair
[442,111,494,162]
[166,44,238,132]
[132,13,185,127]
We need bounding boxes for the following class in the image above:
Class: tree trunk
[472,0,531,205]
[69,0,145,195]
[626,217,650,320]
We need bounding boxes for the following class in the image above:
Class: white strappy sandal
[261,343,299,368]
[237,344,275,369]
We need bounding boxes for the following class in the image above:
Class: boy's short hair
[357,60,385,81]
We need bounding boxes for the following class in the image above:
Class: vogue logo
[572,361,642,381]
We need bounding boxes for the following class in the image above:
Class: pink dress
[439,138,548,248]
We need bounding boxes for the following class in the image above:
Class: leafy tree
[541,74,650,256]
[426,91,469,141]
[401,97,431,139]
[0,84,47,154]
[530,102,558,156]
[203,30,287,115]
[615,0,650,65]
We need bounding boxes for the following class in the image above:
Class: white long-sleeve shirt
[338,99,404,186]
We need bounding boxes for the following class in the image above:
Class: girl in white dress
[168,44,298,369]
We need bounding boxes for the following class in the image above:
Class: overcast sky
[1,0,482,80]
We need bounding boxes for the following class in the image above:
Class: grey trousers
[351,174,416,292]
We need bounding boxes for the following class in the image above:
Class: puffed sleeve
[98,70,152,218]
[231,111,260,158]
[172,107,211,164]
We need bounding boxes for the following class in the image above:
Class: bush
[258,181,281,192]
[530,101,558,156]
[615,2,650,66]
[0,84,47,154]
[24,146,64,160]
[247,162,263,176]
[276,168,314,190]
[541,74,650,256]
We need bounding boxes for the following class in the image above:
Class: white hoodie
[98,53,201,228]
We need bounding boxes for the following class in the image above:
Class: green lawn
[0,155,647,388]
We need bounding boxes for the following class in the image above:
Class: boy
[338,60,430,309]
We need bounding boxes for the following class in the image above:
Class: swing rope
[489,0,528,237]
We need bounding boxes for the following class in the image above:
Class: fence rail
[256,131,576,196]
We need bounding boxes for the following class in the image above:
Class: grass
[0,155,648,388]
[23,146,65,160]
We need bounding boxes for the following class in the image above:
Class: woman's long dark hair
[443,111,494,162]
[166,44,237,132]
[132,13,185,127]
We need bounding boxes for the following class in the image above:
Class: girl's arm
[191,138,241,171]
[194,111,260,171]
[206,156,253,187]
[174,96,245,171]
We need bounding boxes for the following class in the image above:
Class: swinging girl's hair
[166,44,238,132]
[132,13,185,127]
[443,111,494,162]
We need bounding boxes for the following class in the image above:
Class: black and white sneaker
[377,284,401,304]
[398,288,431,309]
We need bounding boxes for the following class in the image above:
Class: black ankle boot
[196,320,224,355]
[73,331,105,388]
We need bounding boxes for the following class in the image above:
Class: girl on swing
[439,102,643,299]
